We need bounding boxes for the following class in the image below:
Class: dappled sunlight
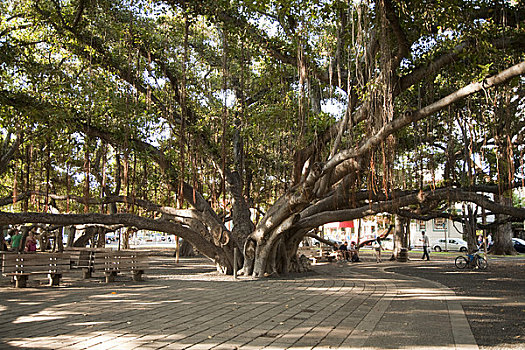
[397,287,447,295]
[69,321,109,326]
[486,277,520,282]
[0,255,492,349]
[396,294,451,301]
[388,308,451,317]
[447,295,502,302]
[499,301,525,307]
[443,270,470,274]
[13,313,68,324]
[396,286,502,302]
[17,301,46,306]
[407,265,446,270]
[90,292,143,299]
[7,333,132,349]
[88,298,143,304]
[132,299,183,305]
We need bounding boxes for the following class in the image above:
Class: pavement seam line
[381,265,479,350]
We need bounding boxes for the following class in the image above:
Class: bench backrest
[66,248,113,268]
[94,251,148,271]
[1,253,70,275]
[65,248,148,272]
[297,246,322,256]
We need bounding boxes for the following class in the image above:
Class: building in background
[322,216,389,245]
[409,218,464,249]
[320,214,465,251]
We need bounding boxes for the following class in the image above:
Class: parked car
[432,238,468,252]
[512,238,525,253]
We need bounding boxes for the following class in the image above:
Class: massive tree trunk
[462,204,479,254]
[179,239,195,257]
[492,194,517,255]
[392,215,407,260]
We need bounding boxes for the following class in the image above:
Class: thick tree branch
[382,0,410,69]
[399,35,525,93]
[0,133,20,176]
[295,187,525,231]
[0,88,230,249]
[305,232,338,248]
[71,0,86,29]
[0,211,226,260]
[321,61,525,178]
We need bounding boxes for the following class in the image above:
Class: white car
[432,238,468,252]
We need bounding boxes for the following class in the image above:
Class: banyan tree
[1,0,525,276]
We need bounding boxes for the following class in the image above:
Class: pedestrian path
[0,256,478,349]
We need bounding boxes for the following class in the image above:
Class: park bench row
[1,249,148,288]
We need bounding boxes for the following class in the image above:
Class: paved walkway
[0,256,478,349]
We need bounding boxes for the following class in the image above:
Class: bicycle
[455,252,487,270]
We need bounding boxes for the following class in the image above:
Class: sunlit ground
[0,255,501,349]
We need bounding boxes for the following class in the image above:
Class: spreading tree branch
[322,61,525,178]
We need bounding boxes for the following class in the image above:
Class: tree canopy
[1,0,524,275]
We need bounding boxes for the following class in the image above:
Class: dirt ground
[387,253,525,350]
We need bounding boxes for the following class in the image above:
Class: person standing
[25,232,37,252]
[421,231,430,261]
[10,229,22,252]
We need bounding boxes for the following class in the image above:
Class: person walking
[421,231,430,261]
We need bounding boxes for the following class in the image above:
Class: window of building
[433,218,446,231]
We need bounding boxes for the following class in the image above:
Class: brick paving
[0,255,478,349]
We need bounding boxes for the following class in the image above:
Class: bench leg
[105,271,117,283]
[82,268,92,279]
[48,273,62,286]
[132,270,144,282]
[13,275,28,288]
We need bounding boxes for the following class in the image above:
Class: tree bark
[392,215,405,259]
[0,227,7,251]
[66,226,76,247]
[492,194,517,255]
[462,204,478,254]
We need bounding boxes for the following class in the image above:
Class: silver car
[432,238,468,252]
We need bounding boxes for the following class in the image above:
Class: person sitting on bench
[338,242,350,261]
[349,241,360,262]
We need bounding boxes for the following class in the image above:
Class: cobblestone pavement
[0,255,478,349]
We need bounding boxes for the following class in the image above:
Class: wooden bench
[97,250,148,282]
[67,248,111,279]
[1,252,70,288]
[68,248,147,283]
[297,246,336,263]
